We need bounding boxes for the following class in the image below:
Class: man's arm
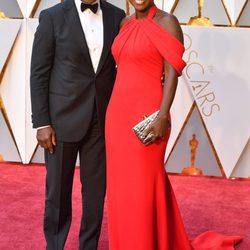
[30,10,54,128]
[120,9,126,26]
[30,10,56,153]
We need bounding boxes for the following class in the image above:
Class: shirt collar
[75,0,101,14]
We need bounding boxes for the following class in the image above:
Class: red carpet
[0,163,249,249]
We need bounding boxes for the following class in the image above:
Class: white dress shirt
[37,0,104,130]
[75,0,103,73]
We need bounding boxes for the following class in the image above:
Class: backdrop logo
[184,33,220,118]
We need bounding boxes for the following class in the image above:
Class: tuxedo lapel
[63,0,95,74]
[96,1,115,75]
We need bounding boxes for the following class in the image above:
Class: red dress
[105,5,242,250]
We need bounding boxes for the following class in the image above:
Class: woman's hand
[143,114,171,145]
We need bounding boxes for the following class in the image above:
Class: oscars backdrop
[0,0,249,178]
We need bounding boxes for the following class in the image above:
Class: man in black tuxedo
[30,0,125,249]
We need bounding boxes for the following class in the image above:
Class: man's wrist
[36,125,51,130]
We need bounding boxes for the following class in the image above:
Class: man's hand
[37,126,56,154]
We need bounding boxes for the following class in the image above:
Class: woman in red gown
[105,1,242,249]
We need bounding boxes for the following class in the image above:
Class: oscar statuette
[0,12,7,159]
[126,0,130,16]
[0,99,5,163]
[0,99,9,148]
[188,0,213,26]
[0,10,7,19]
[182,134,203,175]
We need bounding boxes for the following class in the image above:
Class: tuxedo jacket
[30,0,125,142]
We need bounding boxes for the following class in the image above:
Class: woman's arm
[143,13,184,144]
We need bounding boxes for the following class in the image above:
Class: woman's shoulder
[154,10,183,43]
[120,15,134,28]
[154,10,180,27]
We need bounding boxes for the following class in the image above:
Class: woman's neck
[135,3,154,19]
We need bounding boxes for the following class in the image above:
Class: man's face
[82,0,97,4]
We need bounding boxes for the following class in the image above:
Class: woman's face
[129,0,154,12]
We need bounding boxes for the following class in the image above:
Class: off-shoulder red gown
[105,4,242,250]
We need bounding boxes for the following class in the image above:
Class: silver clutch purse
[133,110,159,145]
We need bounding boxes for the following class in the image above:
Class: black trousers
[44,112,106,250]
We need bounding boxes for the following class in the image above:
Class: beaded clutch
[132,110,159,145]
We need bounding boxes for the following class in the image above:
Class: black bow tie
[81,2,99,14]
